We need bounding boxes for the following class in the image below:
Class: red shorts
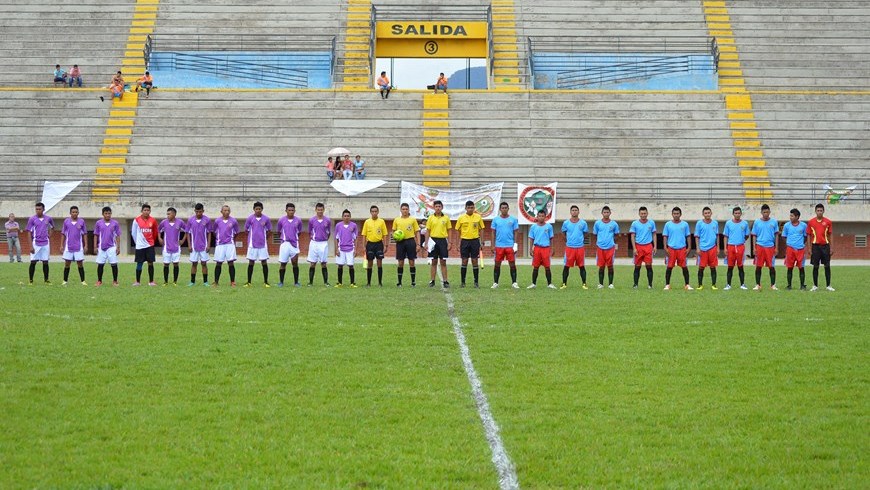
[634,243,653,265]
[754,245,776,268]
[596,247,615,267]
[726,244,746,267]
[494,246,515,263]
[785,246,805,269]
[697,248,718,268]
[667,247,688,268]
[532,245,551,268]
[564,246,585,267]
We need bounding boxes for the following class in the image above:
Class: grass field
[1,262,867,488]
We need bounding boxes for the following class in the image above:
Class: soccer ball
[393,230,405,241]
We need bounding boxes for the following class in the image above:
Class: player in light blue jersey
[751,203,779,290]
[694,206,720,289]
[561,205,589,289]
[782,208,809,290]
[662,207,693,290]
[629,206,656,289]
[592,206,620,289]
[490,202,520,288]
[722,206,750,290]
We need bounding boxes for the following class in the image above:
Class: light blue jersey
[593,220,619,249]
[723,219,750,245]
[629,219,656,245]
[752,218,779,247]
[663,220,691,249]
[561,219,589,248]
[782,221,807,249]
[694,220,720,252]
[491,215,519,248]
[529,223,554,247]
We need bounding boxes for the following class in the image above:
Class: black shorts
[366,241,384,260]
[135,246,156,263]
[395,238,417,261]
[460,238,481,259]
[430,238,449,260]
[811,244,831,266]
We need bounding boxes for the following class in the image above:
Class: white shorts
[190,251,210,263]
[335,250,355,266]
[246,247,269,261]
[96,248,118,265]
[31,244,50,261]
[214,243,237,262]
[62,250,85,261]
[278,242,300,263]
[307,241,329,263]
[163,251,181,264]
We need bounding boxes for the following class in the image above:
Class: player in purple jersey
[307,202,331,286]
[27,202,55,285]
[213,205,240,287]
[276,203,303,287]
[159,207,187,285]
[61,205,88,286]
[334,209,359,287]
[94,206,120,286]
[244,201,272,287]
[187,203,211,286]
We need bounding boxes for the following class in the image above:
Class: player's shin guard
[681,267,690,285]
[29,262,36,282]
[111,264,118,282]
[247,263,254,283]
[510,264,517,283]
[148,264,154,282]
[580,266,587,285]
[43,261,49,281]
[564,267,572,285]
[598,267,605,285]
[607,266,614,285]
[377,267,382,285]
[409,266,416,284]
[755,266,762,285]
[349,266,355,284]
[397,266,403,285]
[164,265,170,283]
[214,263,222,284]
[338,266,344,284]
[531,268,538,285]
[544,268,552,285]
[665,267,672,285]
[460,265,467,284]
[633,266,640,287]
[97,263,105,282]
[472,266,479,284]
[78,266,85,282]
[646,266,653,287]
[63,266,70,282]
[799,268,805,287]
[227,263,235,283]
[173,264,179,283]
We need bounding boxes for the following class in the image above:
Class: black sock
[472,266,479,284]
[682,267,689,285]
[608,267,614,285]
[247,263,254,283]
[64,267,70,282]
[164,265,170,283]
[191,272,196,284]
[564,267,571,285]
[173,265,179,283]
[280,267,286,283]
[461,265,467,284]
[397,266,403,285]
[510,266,517,283]
[633,267,640,286]
[78,266,85,282]
[532,268,538,285]
[338,266,344,284]
[799,268,805,287]
[29,262,36,282]
[494,265,501,283]
[545,268,552,285]
[813,266,819,286]
[377,266,382,285]
[349,266,355,284]
[215,264,222,283]
[646,266,653,287]
[698,268,704,287]
[787,268,793,287]
[203,270,208,283]
[665,268,672,285]
[755,267,762,285]
[727,266,733,286]
[738,266,745,285]
[309,267,315,284]
[43,262,49,281]
[262,263,268,283]
[410,266,416,284]
[111,264,118,281]
[148,264,154,282]
[824,265,831,287]
[136,265,142,282]
[598,267,605,285]
[710,268,717,286]
[769,268,776,286]
[322,266,328,284]
[98,264,105,282]
[580,266,587,285]
[228,263,235,282]
[292,265,299,284]
[367,267,373,285]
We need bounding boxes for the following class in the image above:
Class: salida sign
[375,21,488,58]
[389,24,470,36]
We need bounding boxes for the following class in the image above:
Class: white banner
[517,182,558,224]
[42,181,83,213]
[400,181,503,219]
[330,179,387,196]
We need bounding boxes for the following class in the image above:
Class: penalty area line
[443,290,520,490]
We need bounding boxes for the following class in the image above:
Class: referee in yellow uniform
[455,200,485,288]
[425,200,451,288]
[361,205,389,287]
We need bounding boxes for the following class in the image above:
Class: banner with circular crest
[517,183,557,224]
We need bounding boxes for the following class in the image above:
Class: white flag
[41,181,83,213]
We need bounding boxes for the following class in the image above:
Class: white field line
[444,291,520,490]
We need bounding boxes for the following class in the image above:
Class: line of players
[20,199,836,291]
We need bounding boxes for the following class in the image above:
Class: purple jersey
[62,218,87,253]
[159,218,186,253]
[213,217,239,246]
[26,215,54,246]
[186,215,211,252]
[245,214,272,249]
[334,221,358,252]
[94,219,121,251]
[308,216,331,242]
[276,215,302,246]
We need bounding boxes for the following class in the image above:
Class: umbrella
[327,147,351,157]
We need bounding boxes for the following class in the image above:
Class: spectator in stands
[434,72,448,94]
[341,155,354,181]
[53,65,67,87]
[136,71,154,98]
[353,155,366,180]
[101,71,125,102]
[67,64,82,88]
[377,71,391,99]
[6,213,22,263]
[112,71,124,86]
[326,157,336,182]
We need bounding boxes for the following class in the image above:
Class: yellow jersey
[392,216,419,240]
[455,212,485,240]
[426,213,451,238]
[361,218,388,243]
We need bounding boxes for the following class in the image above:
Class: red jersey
[135,215,158,246]
[807,217,832,245]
